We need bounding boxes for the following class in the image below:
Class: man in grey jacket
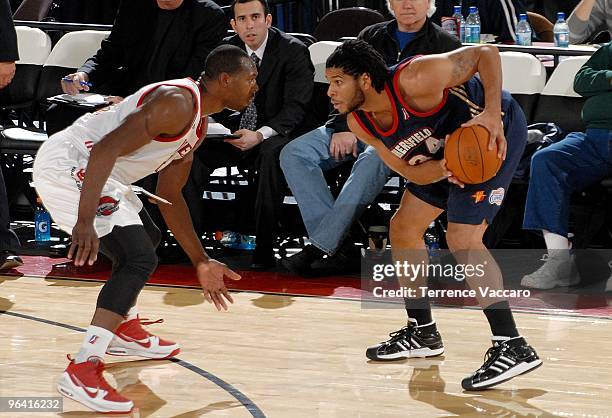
[568,0,612,44]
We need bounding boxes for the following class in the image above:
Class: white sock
[543,230,570,259]
[125,306,139,322]
[74,325,114,364]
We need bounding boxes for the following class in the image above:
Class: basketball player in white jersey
[33,45,257,413]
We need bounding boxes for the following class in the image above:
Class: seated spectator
[568,0,612,44]
[522,41,612,291]
[0,0,22,270]
[524,0,580,24]
[48,0,226,135]
[432,0,526,43]
[280,0,461,277]
[184,0,315,269]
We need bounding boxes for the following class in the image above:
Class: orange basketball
[444,125,502,184]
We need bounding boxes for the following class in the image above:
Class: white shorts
[32,134,144,237]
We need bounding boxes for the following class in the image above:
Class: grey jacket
[568,0,612,44]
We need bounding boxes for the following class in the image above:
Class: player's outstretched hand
[197,260,241,311]
[69,221,99,266]
[461,110,507,160]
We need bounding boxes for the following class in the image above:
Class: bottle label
[441,17,458,37]
[36,221,48,233]
[554,32,569,47]
[517,32,531,46]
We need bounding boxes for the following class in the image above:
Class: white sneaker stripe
[499,355,516,365]
[494,361,510,370]
[490,365,504,373]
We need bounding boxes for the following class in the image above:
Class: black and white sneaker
[462,336,542,391]
[366,320,444,361]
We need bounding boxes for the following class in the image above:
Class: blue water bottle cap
[519,13,527,20]
[469,6,477,13]
[453,5,461,13]
[557,11,565,20]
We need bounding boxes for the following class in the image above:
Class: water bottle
[241,235,257,251]
[553,12,570,47]
[424,223,440,259]
[424,222,442,278]
[35,198,51,242]
[452,5,465,42]
[516,13,532,46]
[465,6,480,43]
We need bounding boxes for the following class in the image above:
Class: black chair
[288,32,317,46]
[532,56,589,133]
[12,0,53,21]
[313,7,385,41]
[0,26,51,128]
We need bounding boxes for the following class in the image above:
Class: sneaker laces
[480,343,504,371]
[138,318,164,326]
[387,326,413,346]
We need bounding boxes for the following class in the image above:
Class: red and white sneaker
[57,356,133,413]
[107,317,180,359]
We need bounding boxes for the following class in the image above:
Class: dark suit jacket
[79,0,225,97]
[0,0,18,62]
[221,27,316,138]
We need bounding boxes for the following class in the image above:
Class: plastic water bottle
[35,198,51,242]
[452,5,465,42]
[465,6,480,43]
[553,12,570,47]
[516,13,532,46]
[424,223,440,259]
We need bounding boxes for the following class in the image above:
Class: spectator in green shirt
[522,42,612,291]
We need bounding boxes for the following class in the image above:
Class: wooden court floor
[1,274,611,417]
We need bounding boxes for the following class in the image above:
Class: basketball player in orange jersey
[325,39,541,390]
[32,45,257,413]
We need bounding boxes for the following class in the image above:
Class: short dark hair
[200,44,251,80]
[326,39,388,93]
[231,0,270,17]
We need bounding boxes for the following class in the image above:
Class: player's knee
[127,246,158,277]
[390,215,424,243]
[446,231,477,252]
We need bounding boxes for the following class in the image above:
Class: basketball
[444,125,502,184]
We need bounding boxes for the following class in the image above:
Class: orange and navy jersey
[352,58,513,166]
[59,78,206,185]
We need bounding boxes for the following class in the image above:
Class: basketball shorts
[32,133,144,238]
[405,99,527,225]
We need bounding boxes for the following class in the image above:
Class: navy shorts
[405,99,527,225]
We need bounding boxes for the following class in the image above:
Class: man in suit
[50,0,227,135]
[0,0,23,271]
[185,0,315,268]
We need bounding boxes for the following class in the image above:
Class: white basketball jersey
[59,78,206,185]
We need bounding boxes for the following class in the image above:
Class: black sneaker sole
[462,359,543,391]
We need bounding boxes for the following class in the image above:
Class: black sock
[404,296,433,326]
[483,300,519,338]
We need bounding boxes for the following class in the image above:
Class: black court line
[0,310,266,418]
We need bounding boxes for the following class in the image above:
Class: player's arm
[156,155,240,311]
[402,45,506,159]
[70,86,194,267]
[347,115,458,186]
